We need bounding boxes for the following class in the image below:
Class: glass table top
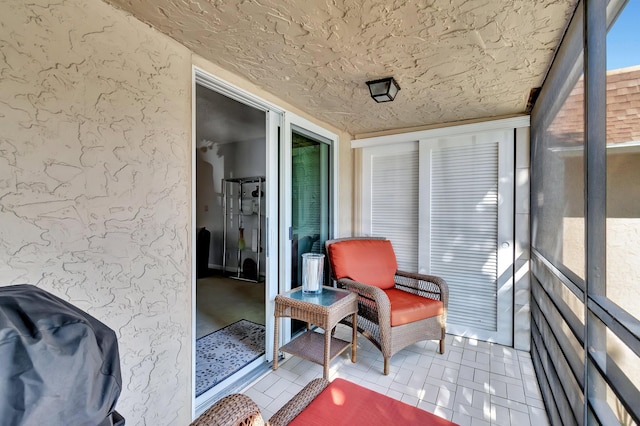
[282,286,351,307]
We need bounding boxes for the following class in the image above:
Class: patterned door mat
[196,319,265,397]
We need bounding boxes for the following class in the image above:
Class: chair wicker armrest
[337,278,389,306]
[190,393,265,426]
[268,378,330,426]
[395,270,449,307]
[337,277,391,329]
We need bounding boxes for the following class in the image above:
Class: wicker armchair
[190,378,329,426]
[325,237,448,375]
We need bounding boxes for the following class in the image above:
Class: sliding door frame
[278,112,339,345]
[191,66,284,418]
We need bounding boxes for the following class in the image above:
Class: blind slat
[370,151,419,271]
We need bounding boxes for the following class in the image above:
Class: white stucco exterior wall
[0,1,354,424]
[0,0,193,423]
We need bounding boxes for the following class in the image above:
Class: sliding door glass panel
[291,128,330,290]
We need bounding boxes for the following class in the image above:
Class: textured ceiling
[105,0,577,136]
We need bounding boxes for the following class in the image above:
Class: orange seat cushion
[289,378,457,426]
[385,288,444,326]
[328,240,397,290]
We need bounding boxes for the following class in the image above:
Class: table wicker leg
[273,316,279,371]
[351,312,357,363]
[323,330,330,379]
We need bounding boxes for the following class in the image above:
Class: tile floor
[242,325,549,425]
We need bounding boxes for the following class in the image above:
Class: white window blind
[424,139,499,332]
[363,144,418,272]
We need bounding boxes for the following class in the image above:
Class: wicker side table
[273,286,357,379]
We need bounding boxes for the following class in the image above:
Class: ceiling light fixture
[366,77,401,103]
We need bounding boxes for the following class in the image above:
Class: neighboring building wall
[563,152,640,317]
[553,67,640,319]
[0,0,193,424]
[605,152,640,318]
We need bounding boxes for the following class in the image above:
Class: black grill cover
[0,284,124,425]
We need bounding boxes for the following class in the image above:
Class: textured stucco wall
[0,0,192,424]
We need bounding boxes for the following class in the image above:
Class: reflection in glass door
[290,127,331,332]
[279,114,336,343]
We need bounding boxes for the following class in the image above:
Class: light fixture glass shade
[366,77,400,102]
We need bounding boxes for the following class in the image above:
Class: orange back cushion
[328,239,397,290]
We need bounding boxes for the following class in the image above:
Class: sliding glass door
[289,128,331,333]
[280,113,337,339]
[193,70,283,415]
[291,128,330,289]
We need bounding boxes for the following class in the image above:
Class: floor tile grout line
[241,328,548,425]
